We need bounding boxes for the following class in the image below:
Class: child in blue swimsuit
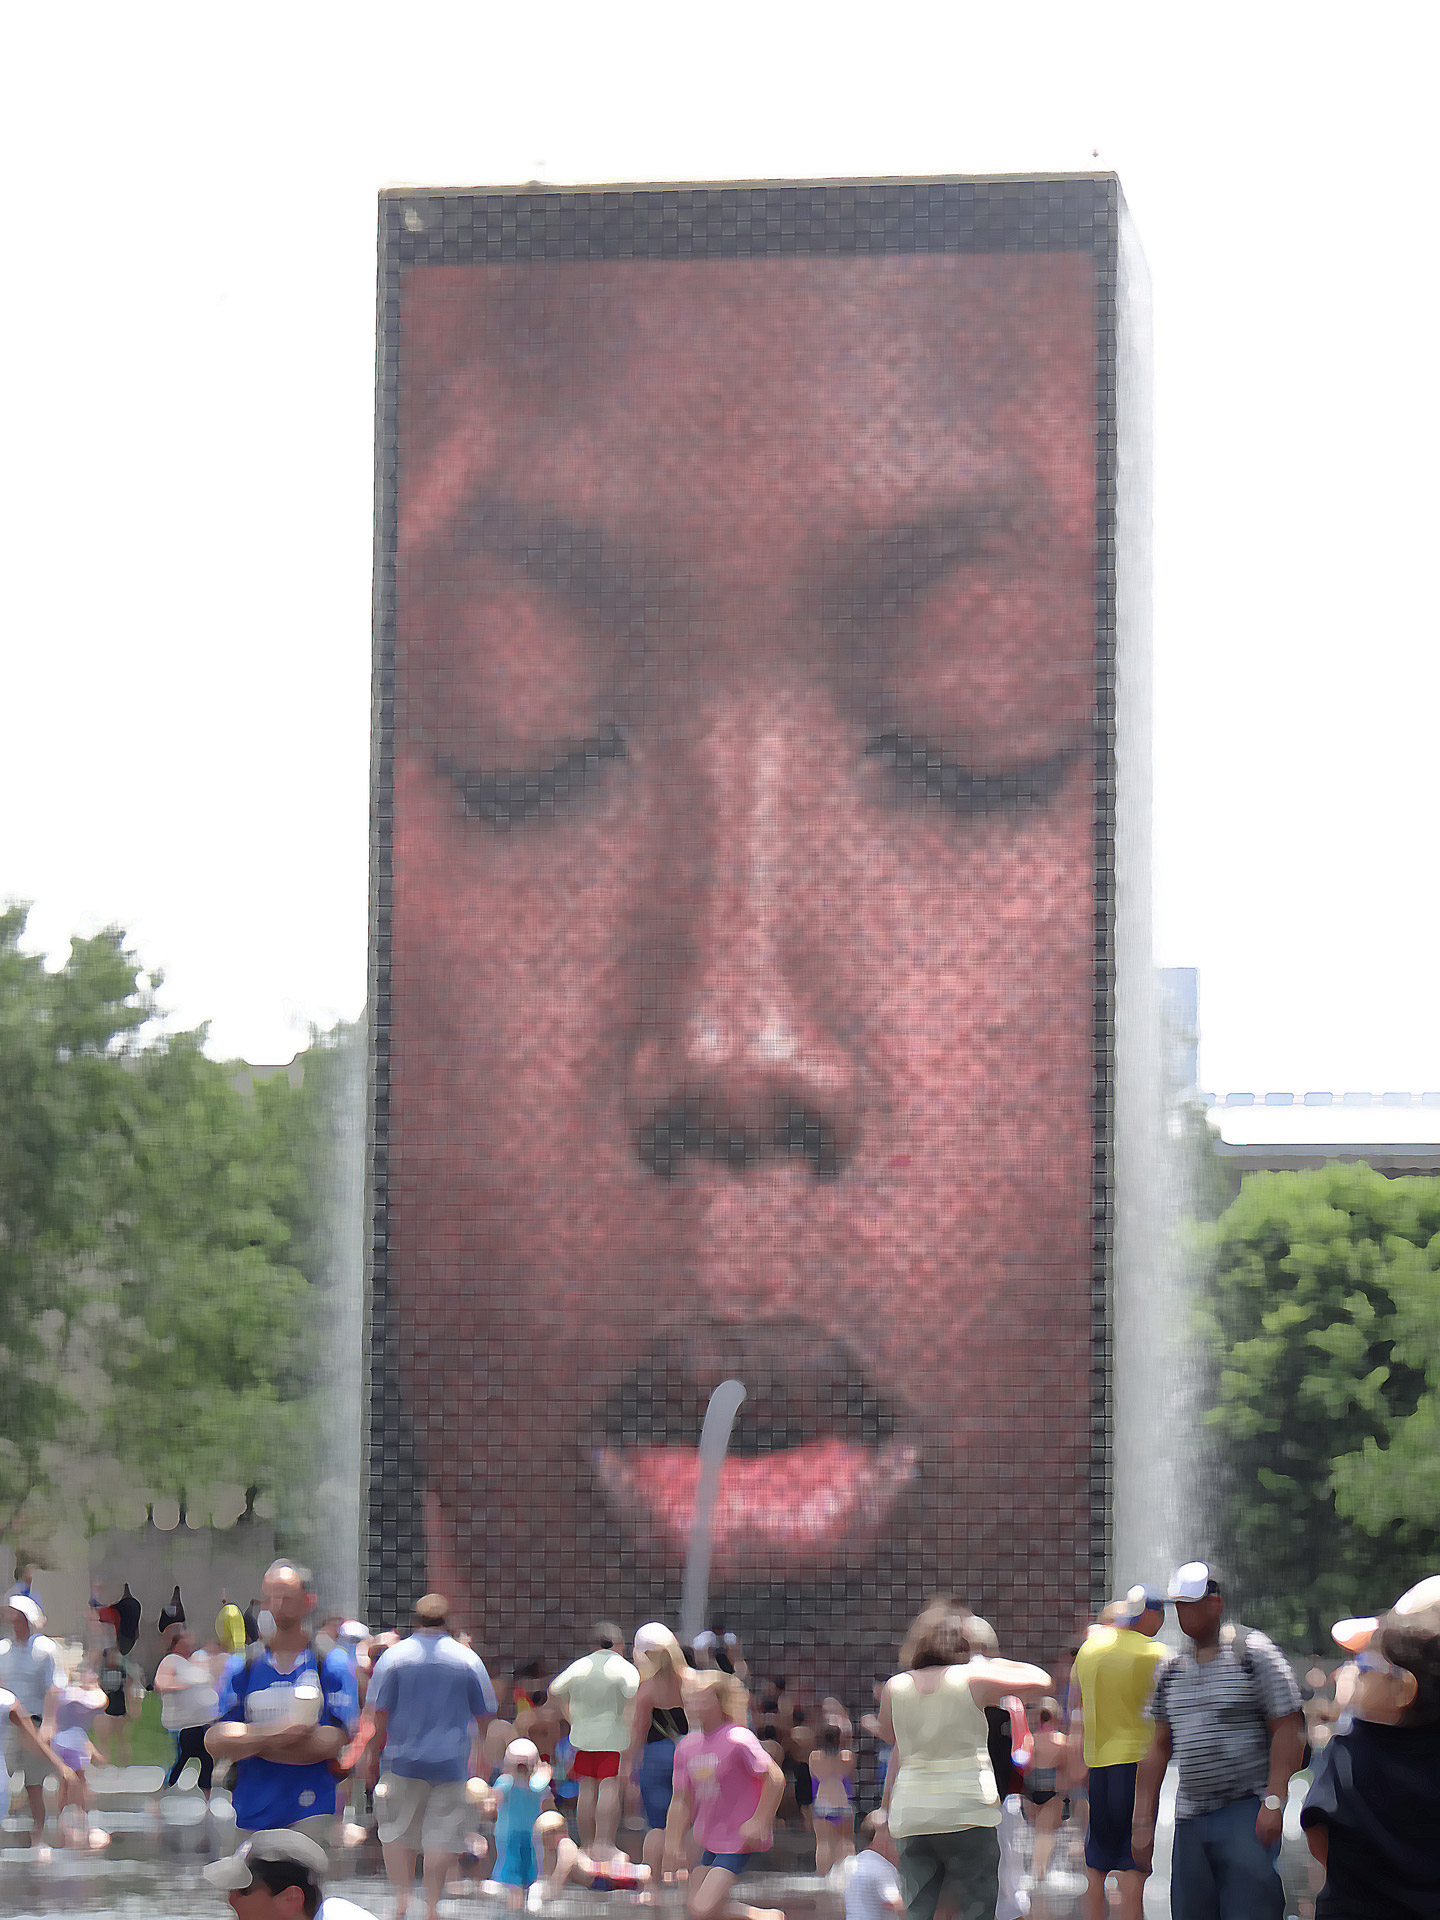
[493,1738,552,1903]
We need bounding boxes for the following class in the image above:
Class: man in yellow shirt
[1070,1585,1169,1920]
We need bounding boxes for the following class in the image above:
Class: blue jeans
[1170,1797,1283,1920]
[636,1736,676,1829]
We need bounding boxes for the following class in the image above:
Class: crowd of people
[2,1556,1439,1920]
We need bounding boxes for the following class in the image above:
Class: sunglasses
[1354,1649,1404,1678]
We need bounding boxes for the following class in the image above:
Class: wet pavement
[0,1765,1318,1918]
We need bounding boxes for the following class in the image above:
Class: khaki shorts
[374,1773,471,1852]
[4,1720,54,1789]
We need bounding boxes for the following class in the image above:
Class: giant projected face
[389,251,1098,1676]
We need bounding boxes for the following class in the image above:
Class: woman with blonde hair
[876,1599,1051,1920]
[623,1623,693,1883]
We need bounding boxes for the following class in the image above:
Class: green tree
[1332,1221,1440,1536]
[0,907,151,1532]
[100,1031,316,1516]
[1199,1163,1440,1647]
[1,906,337,1552]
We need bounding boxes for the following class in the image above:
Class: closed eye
[444,723,627,828]
[865,730,1078,816]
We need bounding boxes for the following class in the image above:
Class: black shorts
[788,1760,814,1808]
[1084,1763,1138,1874]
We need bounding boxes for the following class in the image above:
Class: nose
[626,691,861,1177]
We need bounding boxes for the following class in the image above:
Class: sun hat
[504,1737,540,1769]
[203,1829,328,1892]
[1332,1574,1440,1653]
[633,1622,674,1658]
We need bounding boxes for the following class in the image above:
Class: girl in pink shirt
[665,1671,786,1920]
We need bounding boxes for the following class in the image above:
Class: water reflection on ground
[0,1765,1318,1919]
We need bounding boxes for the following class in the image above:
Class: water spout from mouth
[679,1378,747,1647]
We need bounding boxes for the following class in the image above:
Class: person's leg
[1206,1798,1285,1920]
[814,1813,833,1875]
[686,1859,784,1920]
[383,1844,419,1916]
[24,1779,47,1841]
[595,1769,623,1856]
[423,1848,459,1920]
[1033,1796,1063,1880]
[933,1825,1001,1920]
[377,1773,426,1918]
[895,1834,947,1920]
[161,1732,186,1791]
[1168,1812,1222,1920]
[578,1772,599,1849]
[190,1725,216,1802]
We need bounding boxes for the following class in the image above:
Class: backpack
[1223,1625,1310,1772]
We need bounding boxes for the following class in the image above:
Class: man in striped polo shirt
[1131,1562,1304,1920]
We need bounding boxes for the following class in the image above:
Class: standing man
[0,1594,63,1846]
[1132,1562,1305,1920]
[549,1621,640,1861]
[207,1559,359,1842]
[364,1593,497,1920]
[1070,1584,1170,1920]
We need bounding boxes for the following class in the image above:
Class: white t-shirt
[318,1898,380,1919]
[846,1848,901,1920]
[0,1635,61,1718]
[157,1652,220,1730]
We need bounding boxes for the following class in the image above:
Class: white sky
[4,1,1437,1093]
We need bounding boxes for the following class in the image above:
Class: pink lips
[592,1437,918,1575]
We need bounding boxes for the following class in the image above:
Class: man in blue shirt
[207,1559,359,1842]
[365,1593,497,1920]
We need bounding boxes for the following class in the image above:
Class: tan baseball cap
[1331,1574,1440,1653]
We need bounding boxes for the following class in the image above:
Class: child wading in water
[809,1718,856,1875]
[664,1669,787,1920]
[534,1811,652,1896]
[488,1738,552,1907]
[52,1664,111,1849]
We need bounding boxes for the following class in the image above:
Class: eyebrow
[457,493,1029,639]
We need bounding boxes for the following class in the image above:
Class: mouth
[587,1322,918,1576]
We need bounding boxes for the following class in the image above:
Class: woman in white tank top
[875,1600,1050,1920]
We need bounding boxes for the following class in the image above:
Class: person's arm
[1304,1821,1329,1867]
[1256,1712,1305,1848]
[154,1656,185,1694]
[966,1658,1052,1708]
[623,1679,654,1775]
[364,1706,389,1787]
[662,1778,694,1875]
[7,1705,78,1789]
[1129,1723,1171,1872]
[737,1754,787,1851]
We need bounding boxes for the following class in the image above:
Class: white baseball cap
[1332,1573,1440,1653]
[691,1629,717,1651]
[504,1737,540,1768]
[1167,1562,1219,1603]
[203,1829,328,1891]
[4,1594,43,1629]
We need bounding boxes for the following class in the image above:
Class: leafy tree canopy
[0,905,341,1549]
[1199,1162,1440,1648]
